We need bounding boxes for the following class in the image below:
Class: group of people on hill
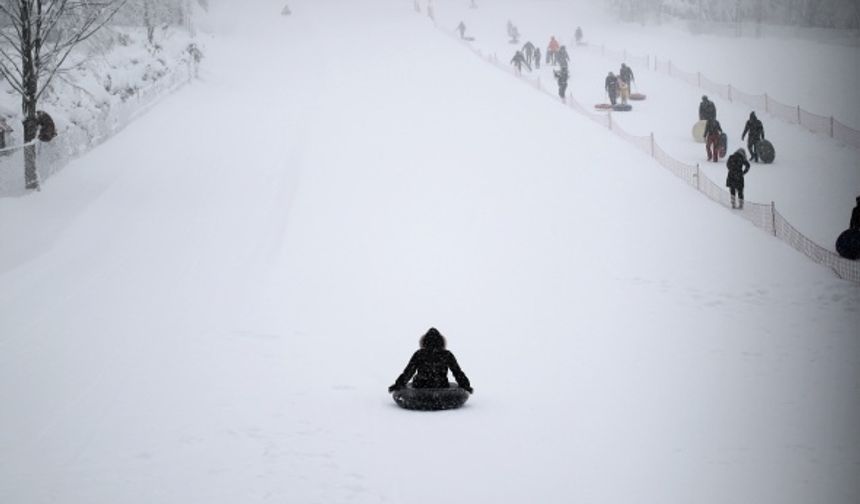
[698,95,768,209]
[604,63,635,106]
[510,35,572,101]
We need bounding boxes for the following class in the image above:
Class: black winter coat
[620,66,634,84]
[726,152,751,189]
[851,205,860,230]
[605,75,618,93]
[704,119,722,138]
[699,100,716,121]
[392,348,471,390]
[742,118,765,141]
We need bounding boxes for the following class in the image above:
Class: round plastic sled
[612,103,633,112]
[630,93,646,101]
[392,383,470,411]
[692,120,706,143]
[836,229,860,260]
[718,132,728,159]
[757,139,775,163]
[594,103,613,110]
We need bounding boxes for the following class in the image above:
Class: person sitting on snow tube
[389,327,473,393]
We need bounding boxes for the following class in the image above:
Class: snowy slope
[1,1,858,503]
[433,0,860,253]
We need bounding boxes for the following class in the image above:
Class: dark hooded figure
[533,47,541,69]
[554,66,569,101]
[510,50,531,74]
[699,95,716,121]
[457,21,466,39]
[522,41,536,65]
[619,63,634,85]
[741,112,765,162]
[605,72,619,105]
[851,196,860,230]
[726,148,751,209]
[36,111,57,142]
[557,45,570,68]
[389,328,473,393]
[704,117,723,162]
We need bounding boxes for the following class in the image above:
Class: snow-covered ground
[434,0,860,249]
[1,1,858,503]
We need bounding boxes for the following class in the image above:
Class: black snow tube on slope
[391,383,470,410]
[758,139,775,164]
[836,229,860,260]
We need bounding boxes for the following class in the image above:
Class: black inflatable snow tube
[836,229,860,260]
[758,139,775,163]
[391,383,470,411]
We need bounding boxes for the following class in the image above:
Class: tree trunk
[20,0,40,190]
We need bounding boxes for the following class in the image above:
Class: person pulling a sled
[457,21,467,39]
[389,328,473,393]
[699,95,716,121]
[619,63,634,88]
[741,112,765,163]
[704,117,723,162]
[605,71,619,106]
[726,148,751,209]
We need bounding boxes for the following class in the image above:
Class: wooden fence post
[696,164,701,191]
[771,202,777,236]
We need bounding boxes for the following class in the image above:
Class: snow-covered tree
[0,0,126,190]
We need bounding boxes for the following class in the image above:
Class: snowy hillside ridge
[0,27,203,197]
[425,14,859,283]
[581,43,860,148]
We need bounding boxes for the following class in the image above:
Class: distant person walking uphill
[510,50,531,74]
[605,71,619,106]
[704,117,723,162]
[699,95,716,121]
[554,65,569,102]
[741,112,766,163]
[726,148,751,209]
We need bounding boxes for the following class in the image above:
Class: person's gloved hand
[462,386,474,394]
